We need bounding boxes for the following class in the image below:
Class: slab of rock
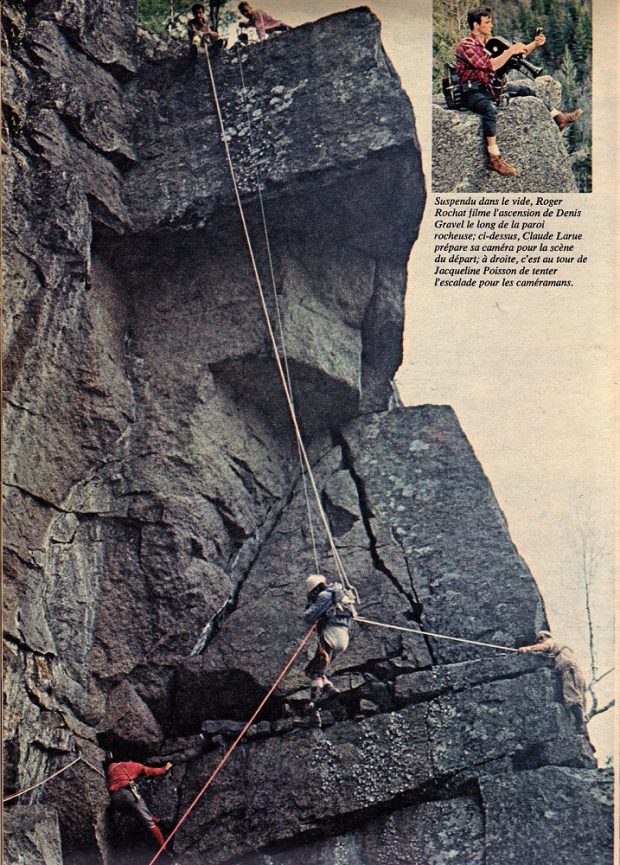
[480,767,613,865]
[340,406,547,663]
[3,806,64,865]
[433,77,578,192]
[242,796,484,865]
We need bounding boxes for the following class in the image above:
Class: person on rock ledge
[103,752,175,861]
[303,574,357,703]
[518,630,590,737]
[188,3,225,57]
[237,2,291,43]
[455,5,583,176]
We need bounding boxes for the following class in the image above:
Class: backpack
[442,63,465,110]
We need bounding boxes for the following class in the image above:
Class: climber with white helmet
[303,574,357,703]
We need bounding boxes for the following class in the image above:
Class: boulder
[432,76,578,192]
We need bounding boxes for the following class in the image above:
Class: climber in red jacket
[104,753,174,858]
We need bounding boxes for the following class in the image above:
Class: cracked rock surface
[2,2,610,864]
[432,77,578,192]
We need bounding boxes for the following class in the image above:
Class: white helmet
[537,630,552,639]
[305,574,327,594]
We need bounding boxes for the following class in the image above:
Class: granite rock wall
[2,3,611,865]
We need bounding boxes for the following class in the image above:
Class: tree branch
[592,667,614,686]
[587,699,615,721]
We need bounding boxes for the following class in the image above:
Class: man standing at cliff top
[238,2,291,42]
[455,6,583,176]
[518,631,589,733]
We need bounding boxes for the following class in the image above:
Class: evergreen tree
[433,0,592,189]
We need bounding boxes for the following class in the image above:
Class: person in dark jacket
[104,753,173,857]
[303,574,356,702]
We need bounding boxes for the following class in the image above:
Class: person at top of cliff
[104,752,175,860]
[237,2,291,42]
[188,3,225,56]
[303,574,357,703]
[455,6,583,176]
[518,631,589,734]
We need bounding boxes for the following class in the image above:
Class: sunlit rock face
[3,3,610,865]
[432,77,579,192]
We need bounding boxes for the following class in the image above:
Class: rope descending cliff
[202,42,359,600]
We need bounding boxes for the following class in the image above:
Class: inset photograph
[432,1,592,191]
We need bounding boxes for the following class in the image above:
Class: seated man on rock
[188,3,225,57]
[237,2,291,43]
[455,5,583,175]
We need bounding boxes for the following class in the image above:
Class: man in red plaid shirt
[455,6,583,176]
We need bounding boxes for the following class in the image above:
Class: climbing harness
[148,624,317,865]
[202,44,358,600]
[355,617,518,653]
[3,754,104,803]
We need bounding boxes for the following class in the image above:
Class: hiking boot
[488,153,518,176]
[322,680,340,697]
[554,108,583,131]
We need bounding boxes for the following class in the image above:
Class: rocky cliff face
[432,77,579,192]
[2,4,611,865]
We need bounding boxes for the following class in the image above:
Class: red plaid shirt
[455,33,497,96]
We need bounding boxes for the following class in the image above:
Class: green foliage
[139,0,174,35]
[433,0,592,189]
[432,0,472,92]
[138,0,235,38]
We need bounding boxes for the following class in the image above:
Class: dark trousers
[110,786,156,829]
[462,82,544,138]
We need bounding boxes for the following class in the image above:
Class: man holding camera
[456,6,583,176]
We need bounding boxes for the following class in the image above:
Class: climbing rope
[203,46,357,599]
[148,624,317,865]
[356,617,518,653]
[2,754,105,804]
[235,43,320,573]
